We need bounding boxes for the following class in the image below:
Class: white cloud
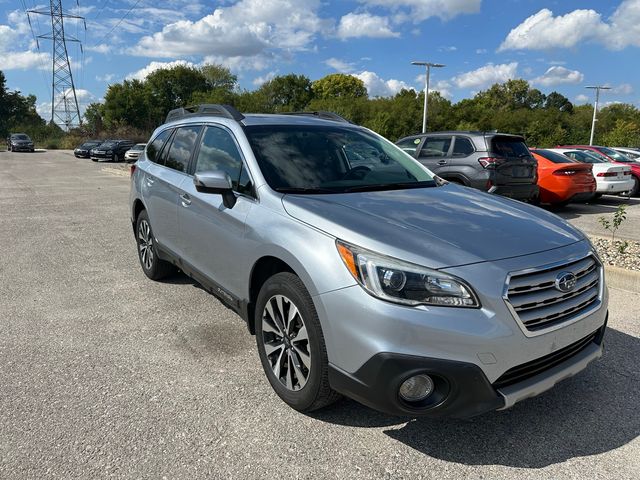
[500,1,640,51]
[438,45,457,52]
[612,83,634,95]
[86,44,111,54]
[96,73,116,83]
[452,62,518,89]
[575,94,590,104]
[129,0,327,63]
[125,60,198,81]
[337,13,399,39]
[0,50,51,70]
[415,75,452,99]
[324,57,356,73]
[532,66,584,87]
[36,88,98,120]
[357,0,481,22]
[476,48,487,54]
[252,71,276,86]
[354,71,410,97]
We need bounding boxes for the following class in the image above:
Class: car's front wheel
[136,210,175,280]
[255,272,340,412]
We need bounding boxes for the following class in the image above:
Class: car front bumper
[11,144,34,151]
[315,240,608,417]
[91,152,115,161]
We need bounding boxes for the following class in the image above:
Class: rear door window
[419,136,452,158]
[165,126,202,173]
[452,137,474,157]
[147,129,173,164]
[533,149,575,164]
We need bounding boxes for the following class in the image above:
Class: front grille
[494,328,600,389]
[505,255,601,333]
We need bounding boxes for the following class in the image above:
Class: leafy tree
[601,119,640,147]
[83,102,104,134]
[256,74,313,112]
[200,64,237,92]
[312,74,367,99]
[545,91,573,113]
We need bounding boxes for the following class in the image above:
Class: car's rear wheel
[255,272,340,412]
[136,210,175,280]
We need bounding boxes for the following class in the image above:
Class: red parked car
[559,145,640,196]
[530,149,596,206]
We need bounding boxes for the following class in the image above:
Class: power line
[91,0,142,47]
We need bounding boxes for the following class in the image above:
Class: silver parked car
[130,105,608,417]
[125,143,147,162]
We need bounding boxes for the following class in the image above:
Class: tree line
[2,65,639,148]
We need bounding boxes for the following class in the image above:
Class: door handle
[437,160,448,166]
[146,176,155,186]
[180,193,191,206]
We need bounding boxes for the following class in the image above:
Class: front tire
[135,210,175,280]
[255,272,340,412]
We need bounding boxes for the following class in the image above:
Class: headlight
[336,240,480,308]
[107,150,113,155]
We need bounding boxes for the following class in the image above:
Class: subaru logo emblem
[555,272,577,293]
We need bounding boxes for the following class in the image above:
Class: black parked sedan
[7,133,35,152]
[74,140,103,158]
[90,139,135,162]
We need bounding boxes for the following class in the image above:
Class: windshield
[99,142,117,148]
[533,149,575,164]
[491,137,531,158]
[82,142,101,148]
[245,125,435,194]
[566,150,607,164]
[12,134,30,141]
[596,146,632,162]
[131,143,145,151]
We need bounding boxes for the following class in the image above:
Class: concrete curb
[604,265,640,293]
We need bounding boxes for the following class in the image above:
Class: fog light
[399,374,434,402]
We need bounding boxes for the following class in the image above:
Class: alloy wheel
[138,219,154,270]
[261,294,311,391]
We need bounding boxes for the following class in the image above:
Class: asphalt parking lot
[1,149,639,479]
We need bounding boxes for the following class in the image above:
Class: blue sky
[1,0,639,119]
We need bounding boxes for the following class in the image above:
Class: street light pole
[412,61,445,133]
[585,85,611,146]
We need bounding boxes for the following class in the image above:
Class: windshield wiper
[343,181,434,193]
[274,187,338,194]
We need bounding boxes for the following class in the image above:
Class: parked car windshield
[566,150,607,163]
[81,141,101,148]
[245,125,435,194]
[12,134,30,140]
[596,146,633,162]
[491,137,531,158]
[131,143,145,151]
[99,141,117,148]
[533,149,575,164]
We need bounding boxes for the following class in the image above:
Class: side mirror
[194,171,236,209]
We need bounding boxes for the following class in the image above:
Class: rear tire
[255,272,340,412]
[135,210,175,280]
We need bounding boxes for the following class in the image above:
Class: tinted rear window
[533,149,574,164]
[491,137,530,158]
[147,129,173,163]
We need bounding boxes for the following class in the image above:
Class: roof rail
[281,111,351,124]
[165,104,245,123]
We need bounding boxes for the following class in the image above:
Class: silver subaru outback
[129,105,608,418]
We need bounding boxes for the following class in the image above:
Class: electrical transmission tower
[28,1,85,129]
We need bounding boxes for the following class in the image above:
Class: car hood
[282,184,586,269]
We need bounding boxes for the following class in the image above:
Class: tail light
[623,171,632,176]
[478,157,503,169]
[553,169,577,176]
[596,172,618,177]
[130,164,137,178]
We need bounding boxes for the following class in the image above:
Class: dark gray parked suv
[396,131,538,201]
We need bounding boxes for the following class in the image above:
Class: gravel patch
[592,237,640,271]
